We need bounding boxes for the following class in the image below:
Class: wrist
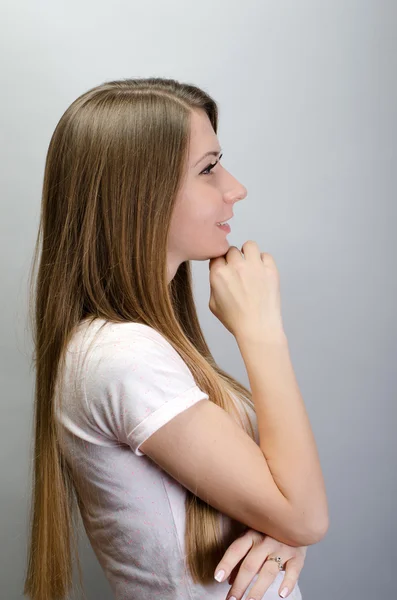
[234,323,288,347]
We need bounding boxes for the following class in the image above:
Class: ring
[266,555,285,571]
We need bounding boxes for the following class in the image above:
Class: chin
[197,244,231,262]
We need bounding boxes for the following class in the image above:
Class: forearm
[235,327,329,537]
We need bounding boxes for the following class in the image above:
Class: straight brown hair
[24,77,256,600]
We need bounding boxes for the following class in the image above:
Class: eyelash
[201,153,223,175]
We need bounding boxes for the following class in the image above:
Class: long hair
[24,77,256,600]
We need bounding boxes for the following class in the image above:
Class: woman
[24,77,328,600]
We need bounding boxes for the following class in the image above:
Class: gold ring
[266,556,284,571]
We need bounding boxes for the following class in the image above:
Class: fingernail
[280,587,289,598]
[214,569,225,582]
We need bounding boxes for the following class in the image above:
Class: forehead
[189,109,219,153]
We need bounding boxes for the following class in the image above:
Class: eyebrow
[193,148,222,167]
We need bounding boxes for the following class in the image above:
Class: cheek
[169,211,216,251]
[192,194,220,226]
[174,197,217,229]
[169,189,222,249]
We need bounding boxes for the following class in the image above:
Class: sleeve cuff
[128,385,209,456]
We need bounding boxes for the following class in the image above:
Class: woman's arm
[235,327,329,539]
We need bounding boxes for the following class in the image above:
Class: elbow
[291,513,330,547]
[302,515,330,545]
[316,514,330,540]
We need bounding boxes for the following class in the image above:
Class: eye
[201,153,223,175]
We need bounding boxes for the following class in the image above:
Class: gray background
[1,1,396,598]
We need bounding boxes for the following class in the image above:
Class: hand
[209,241,285,339]
[214,528,307,599]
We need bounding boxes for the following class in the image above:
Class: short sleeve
[83,324,209,456]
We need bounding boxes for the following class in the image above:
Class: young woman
[24,77,328,600]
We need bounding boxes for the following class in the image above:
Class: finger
[229,555,282,600]
[227,529,254,584]
[225,541,281,600]
[225,245,245,264]
[277,558,302,599]
[227,558,244,585]
[214,535,255,583]
[240,240,262,261]
[209,256,226,268]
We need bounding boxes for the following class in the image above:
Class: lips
[216,215,233,225]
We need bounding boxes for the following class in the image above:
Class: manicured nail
[280,587,289,598]
[214,569,225,582]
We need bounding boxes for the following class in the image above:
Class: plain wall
[1,1,396,598]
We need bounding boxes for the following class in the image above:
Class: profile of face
[167,109,247,283]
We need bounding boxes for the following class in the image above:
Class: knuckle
[252,533,266,546]
[210,269,225,282]
[248,580,274,600]
[285,568,300,579]
[234,261,245,273]
[263,562,281,576]
[230,586,247,598]
[239,560,258,576]
[247,589,265,600]
[224,546,242,561]
[210,262,225,272]
[246,571,279,598]
[229,539,245,552]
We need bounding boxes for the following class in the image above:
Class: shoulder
[78,318,172,352]
[79,318,189,377]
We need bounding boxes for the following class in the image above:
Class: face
[167,109,247,283]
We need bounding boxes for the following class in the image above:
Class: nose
[225,184,247,204]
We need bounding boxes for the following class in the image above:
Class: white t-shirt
[55,318,302,600]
